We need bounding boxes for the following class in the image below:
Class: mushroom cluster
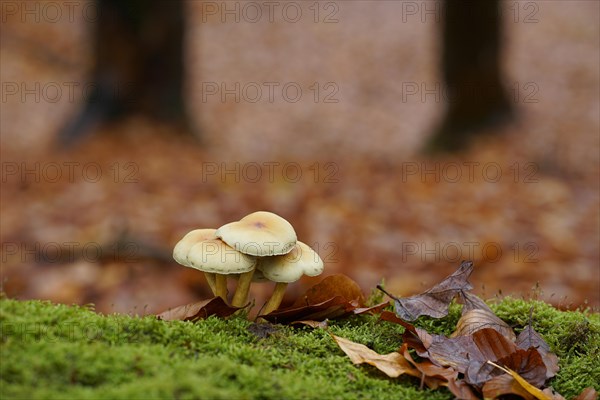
[172,211,324,313]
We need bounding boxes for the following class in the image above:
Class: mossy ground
[1,297,598,400]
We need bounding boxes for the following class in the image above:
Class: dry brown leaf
[352,301,390,315]
[290,320,329,329]
[516,321,560,379]
[384,261,474,321]
[400,344,479,399]
[471,327,518,362]
[292,274,365,307]
[259,296,355,323]
[331,335,420,379]
[261,275,387,323]
[381,309,550,392]
[572,387,598,400]
[156,297,242,321]
[453,308,516,341]
[467,347,548,388]
[486,361,554,400]
[483,374,538,400]
[542,388,567,400]
[332,334,473,397]
[498,348,549,388]
[454,291,516,341]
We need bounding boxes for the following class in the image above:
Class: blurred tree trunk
[424,0,513,152]
[57,0,193,145]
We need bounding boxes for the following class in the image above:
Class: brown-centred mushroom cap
[187,239,256,274]
[258,241,324,283]
[173,228,217,267]
[215,211,297,256]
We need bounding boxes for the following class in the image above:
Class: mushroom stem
[231,269,255,307]
[262,282,288,315]
[214,274,228,301]
[204,272,217,296]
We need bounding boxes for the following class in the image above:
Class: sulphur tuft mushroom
[216,211,297,307]
[186,239,256,301]
[216,211,297,256]
[173,228,219,295]
[258,241,324,315]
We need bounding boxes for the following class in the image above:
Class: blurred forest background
[1,1,598,314]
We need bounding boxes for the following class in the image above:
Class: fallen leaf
[400,345,479,399]
[453,308,516,341]
[542,388,567,400]
[331,335,420,379]
[453,291,516,341]
[333,335,472,396]
[290,320,329,329]
[384,261,474,321]
[352,301,390,315]
[406,327,518,377]
[483,374,538,400]
[516,318,559,379]
[486,361,553,400]
[259,296,355,323]
[292,274,365,307]
[471,327,518,363]
[572,387,598,400]
[260,275,388,323]
[156,297,242,321]
[468,347,548,388]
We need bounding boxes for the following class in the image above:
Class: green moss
[1,297,598,399]
[490,298,600,396]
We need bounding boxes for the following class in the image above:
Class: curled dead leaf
[453,291,515,341]
[260,274,388,323]
[331,335,420,379]
[453,308,516,341]
[483,374,538,400]
[290,320,329,329]
[400,345,479,399]
[259,296,354,323]
[572,387,598,400]
[156,297,242,321]
[292,274,365,307]
[486,361,554,400]
[382,261,474,321]
[516,320,559,380]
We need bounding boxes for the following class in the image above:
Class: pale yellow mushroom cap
[173,228,217,267]
[257,241,324,283]
[216,211,297,256]
[187,239,256,274]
